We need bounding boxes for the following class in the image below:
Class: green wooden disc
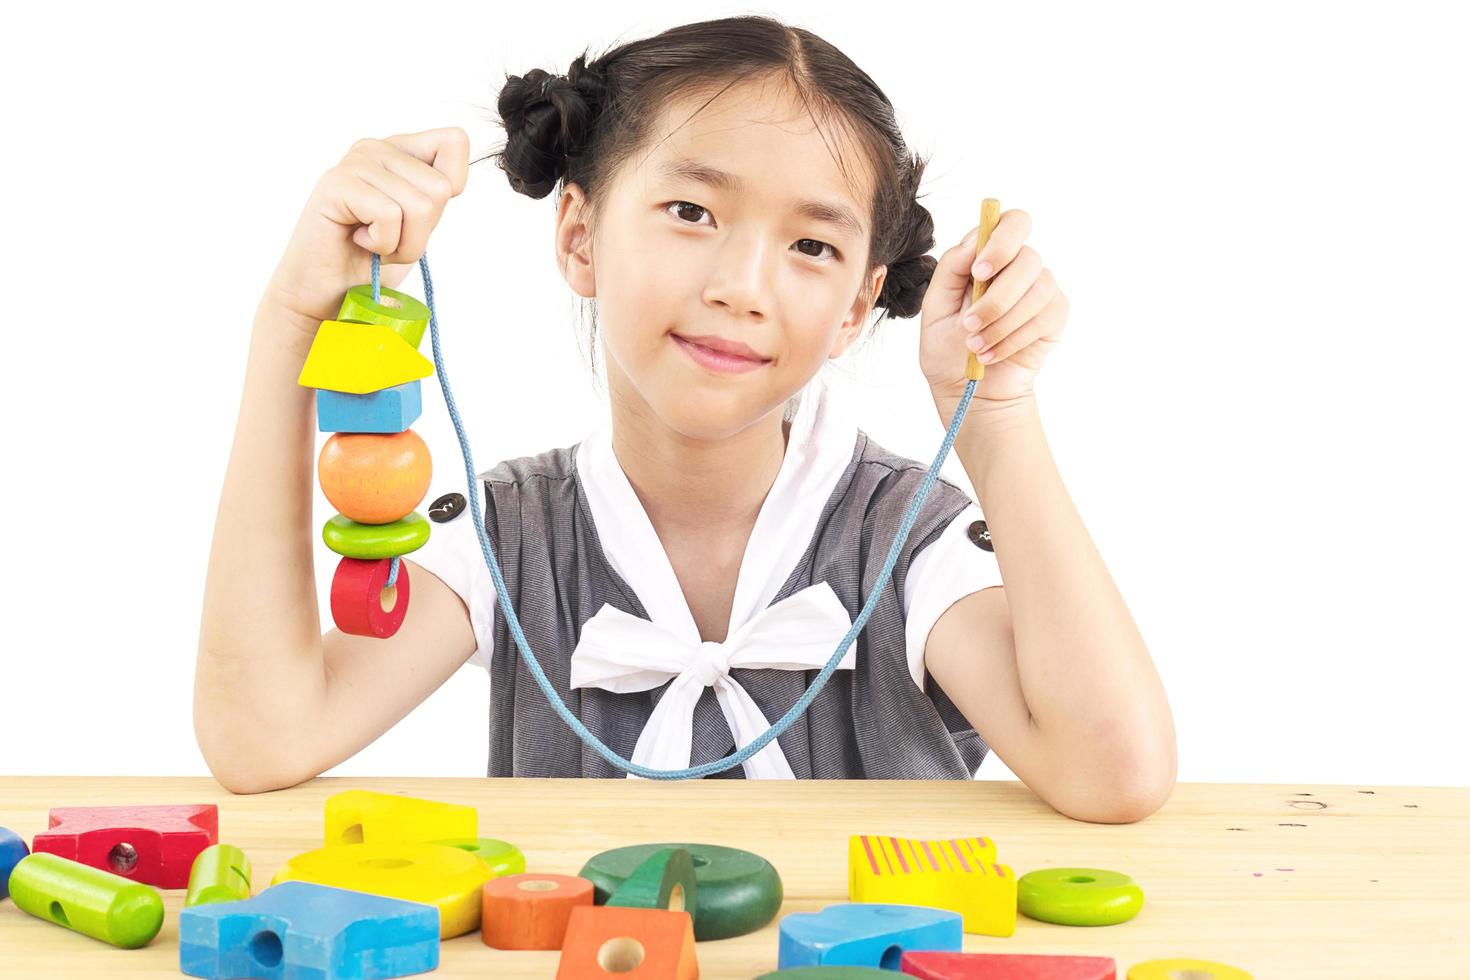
[579,842,781,941]
[754,970,895,979]
[9,853,164,948]
[429,838,525,878]
[322,512,430,559]
[338,284,431,349]
[185,843,252,907]
[606,847,698,914]
[1017,867,1144,926]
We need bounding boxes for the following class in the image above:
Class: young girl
[196,15,1175,822]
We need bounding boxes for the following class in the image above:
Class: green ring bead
[579,842,782,941]
[428,838,525,878]
[338,284,432,349]
[1017,867,1144,926]
[322,512,430,559]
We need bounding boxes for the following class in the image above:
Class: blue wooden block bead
[778,902,962,970]
[1,826,30,900]
[179,880,439,980]
[316,382,422,434]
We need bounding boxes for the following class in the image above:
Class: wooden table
[1,777,1466,978]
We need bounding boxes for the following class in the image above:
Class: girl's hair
[481,15,937,378]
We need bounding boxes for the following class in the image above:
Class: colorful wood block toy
[556,905,697,979]
[31,803,218,888]
[330,556,411,639]
[338,283,433,349]
[1,825,29,900]
[1126,959,1252,979]
[607,847,698,914]
[778,903,963,970]
[185,843,253,908]
[318,430,432,525]
[317,382,423,434]
[902,951,1118,979]
[482,872,594,950]
[297,319,434,395]
[322,511,431,560]
[848,835,1015,937]
[431,837,525,877]
[8,852,164,948]
[325,789,477,846]
[580,842,781,941]
[270,840,490,938]
[179,879,439,980]
[1016,868,1144,926]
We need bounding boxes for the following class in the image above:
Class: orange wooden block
[483,873,594,950]
[556,905,698,979]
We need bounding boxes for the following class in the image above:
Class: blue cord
[369,251,979,779]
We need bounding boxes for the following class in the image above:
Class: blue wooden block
[1,826,30,901]
[778,902,962,970]
[316,382,422,434]
[179,880,439,980]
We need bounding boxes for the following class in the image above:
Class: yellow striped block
[847,835,1016,937]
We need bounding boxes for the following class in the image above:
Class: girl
[195,15,1175,822]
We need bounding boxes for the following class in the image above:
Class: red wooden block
[556,905,697,979]
[903,951,1116,980]
[483,873,594,950]
[31,804,218,889]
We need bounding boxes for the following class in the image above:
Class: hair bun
[495,54,607,199]
[876,252,937,320]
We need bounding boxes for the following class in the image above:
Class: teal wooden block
[316,382,422,434]
[778,902,962,970]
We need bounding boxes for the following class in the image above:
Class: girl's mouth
[671,334,770,375]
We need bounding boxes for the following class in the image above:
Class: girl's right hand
[264,127,471,330]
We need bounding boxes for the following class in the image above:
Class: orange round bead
[318,430,432,524]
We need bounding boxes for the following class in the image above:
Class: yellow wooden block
[325,789,477,846]
[297,320,435,394]
[269,841,491,938]
[848,835,1016,937]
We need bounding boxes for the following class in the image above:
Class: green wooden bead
[184,843,252,907]
[754,970,895,979]
[338,284,432,349]
[429,838,526,877]
[9,852,164,948]
[606,847,698,914]
[1017,867,1144,926]
[322,512,430,559]
[579,842,781,941]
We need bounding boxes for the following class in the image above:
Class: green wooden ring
[428,838,525,878]
[322,512,430,559]
[338,284,432,349]
[754,970,895,979]
[1017,867,1144,926]
[579,842,782,941]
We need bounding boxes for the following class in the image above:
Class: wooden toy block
[1016,868,1143,927]
[338,283,432,349]
[430,837,525,877]
[848,835,1014,937]
[270,840,490,938]
[482,872,593,950]
[323,512,430,559]
[297,319,434,395]
[755,969,895,979]
[607,847,698,914]
[31,803,218,888]
[330,556,411,639]
[1126,959,1252,980]
[316,382,423,434]
[778,903,962,970]
[555,905,697,979]
[318,430,432,525]
[902,951,1118,979]
[1,825,29,900]
[9,852,164,948]
[179,879,438,979]
[580,842,781,941]
[324,789,477,846]
[186,843,252,908]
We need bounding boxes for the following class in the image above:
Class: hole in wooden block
[880,944,904,969]
[250,930,284,966]
[597,936,646,973]
[341,824,365,844]
[667,883,685,912]
[49,901,68,926]
[379,585,399,612]
[108,842,139,874]
[690,856,709,868]
[518,879,560,892]
[1066,875,1096,884]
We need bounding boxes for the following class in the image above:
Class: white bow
[568,581,856,779]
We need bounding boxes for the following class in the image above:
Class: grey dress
[478,427,992,779]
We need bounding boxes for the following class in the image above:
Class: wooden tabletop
[1,777,1466,978]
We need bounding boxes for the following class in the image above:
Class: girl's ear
[828,265,887,358]
[555,182,596,299]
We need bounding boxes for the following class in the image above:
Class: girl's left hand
[917,208,1070,412]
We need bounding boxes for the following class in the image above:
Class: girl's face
[556,77,887,441]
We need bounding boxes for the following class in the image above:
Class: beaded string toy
[297,198,1003,779]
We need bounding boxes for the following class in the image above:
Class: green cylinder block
[9,852,164,948]
[185,843,252,907]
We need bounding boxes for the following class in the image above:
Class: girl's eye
[663,201,841,263]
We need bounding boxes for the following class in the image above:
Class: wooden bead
[325,790,478,846]
[1016,868,1144,927]
[316,381,422,434]
[902,951,1118,979]
[32,803,218,889]
[848,835,1014,937]
[1126,959,1252,979]
[185,843,252,908]
[482,873,593,950]
[431,837,525,877]
[318,430,432,525]
[1,825,29,900]
[606,847,698,914]
[556,906,697,979]
[338,283,432,349]
[330,556,410,639]
[580,842,782,941]
[778,903,961,970]
[322,512,430,559]
[297,319,433,395]
[9,852,164,948]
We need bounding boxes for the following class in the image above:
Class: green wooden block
[606,847,698,915]
[9,852,164,948]
[185,843,252,908]
[580,842,781,941]
[1017,867,1144,926]
[429,838,525,878]
[322,512,430,559]
[338,284,432,349]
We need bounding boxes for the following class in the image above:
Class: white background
[3,1,1466,789]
